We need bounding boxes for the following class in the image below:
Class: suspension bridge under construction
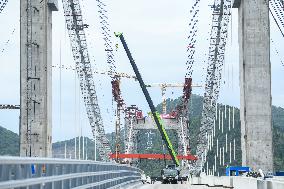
[0,0,284,188]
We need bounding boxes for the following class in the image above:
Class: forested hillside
[156,95,284,174]
[0,125,19,156]
[1,94,284,176]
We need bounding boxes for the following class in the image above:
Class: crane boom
[115,32,180,166]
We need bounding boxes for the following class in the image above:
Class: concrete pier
[233,0,273,172]
[20,0,58,157]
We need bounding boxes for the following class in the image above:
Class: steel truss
[185,0,201,78]
[62,0,111,161]
[179,0,201,169]
[96,0,116,74]
[269,0,284,37]
[194,0,232,174]
[124,106,139,160]
[0,0,8,13]
[96,0,127,160]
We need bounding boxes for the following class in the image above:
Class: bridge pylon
[233,0,273,172]
[20,0,58,157]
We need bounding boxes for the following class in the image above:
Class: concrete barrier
[214,176,232,186]
[192,176,284,189]
[267,180,284,189]
[233,177,258,189]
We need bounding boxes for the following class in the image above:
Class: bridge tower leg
[233,0,273,172]
[20,0,58,157]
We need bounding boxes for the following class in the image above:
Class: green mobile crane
[115,32,180,166]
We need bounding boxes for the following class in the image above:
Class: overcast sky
[0,0,283,142]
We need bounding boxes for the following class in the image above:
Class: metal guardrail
[0,156,141,189]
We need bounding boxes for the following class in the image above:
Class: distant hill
[0,94,283,175]
[52,132,125,161]
[272,106,284,131]
[52,137,96,160]
[0,125,19,156]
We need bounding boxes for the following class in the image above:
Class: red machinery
[160,111,178,119]
[109,153,198,161]
[136,110,144,120]
[182,78,192,109]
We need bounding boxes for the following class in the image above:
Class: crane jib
[116,33,180,166]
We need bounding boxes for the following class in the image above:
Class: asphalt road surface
[126,182,223,189]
